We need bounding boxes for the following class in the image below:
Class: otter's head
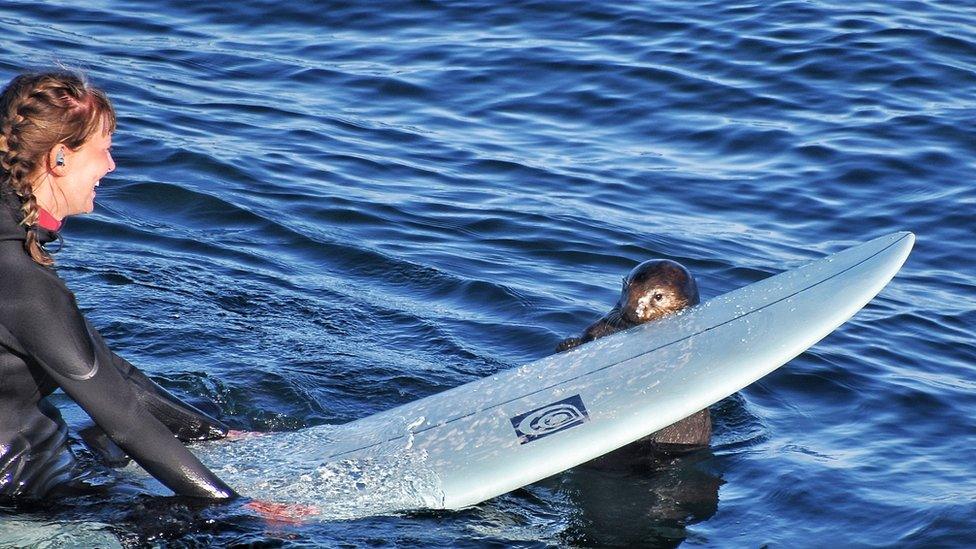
[617,259,700,324]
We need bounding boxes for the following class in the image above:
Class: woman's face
[58,126,115,216]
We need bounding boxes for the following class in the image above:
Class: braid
[23,193,51,265]
[0,78,33,182]
[0,71,116,266]
[0,77,54,264]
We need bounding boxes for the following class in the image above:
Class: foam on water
[192,425,446,520]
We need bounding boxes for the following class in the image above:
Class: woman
[0,71,236,500]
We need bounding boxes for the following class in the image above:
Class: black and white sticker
[510,394,590,444]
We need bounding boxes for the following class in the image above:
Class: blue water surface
[1,0,974,546]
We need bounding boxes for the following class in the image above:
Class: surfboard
[187,231,913,516]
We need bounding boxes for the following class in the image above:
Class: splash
[191,424,446,520]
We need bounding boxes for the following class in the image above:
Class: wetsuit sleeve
[86,324,229,441]
[1,280,236,499]
[113,353,229,440]
[112,353,229,440]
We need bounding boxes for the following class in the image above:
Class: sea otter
[557,259,711,452]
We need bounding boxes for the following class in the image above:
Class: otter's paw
[556,337,583,353]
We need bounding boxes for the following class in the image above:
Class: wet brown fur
[557,259,711,452]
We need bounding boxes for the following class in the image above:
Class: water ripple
[1,0,974,546]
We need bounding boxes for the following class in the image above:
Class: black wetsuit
[0,189,235,500]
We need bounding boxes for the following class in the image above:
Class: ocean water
[1,0,974,546]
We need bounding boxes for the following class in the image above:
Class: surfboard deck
[187,231,913,515]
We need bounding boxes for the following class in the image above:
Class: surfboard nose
[891,230,915,244]
[901,231,915,248]
[887,231,915,271]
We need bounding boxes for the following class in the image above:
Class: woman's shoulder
[0,242,72,300]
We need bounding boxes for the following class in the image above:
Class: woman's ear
[47,145,68,174]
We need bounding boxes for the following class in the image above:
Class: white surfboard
[189,231,913,516]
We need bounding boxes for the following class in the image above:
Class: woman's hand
[225,430,266,441]
[245,500,319,524]
[228,433,318,523]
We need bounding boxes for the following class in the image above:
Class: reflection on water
[560,450,721,547]
[0,515,122,549]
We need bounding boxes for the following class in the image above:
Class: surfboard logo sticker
[510,394,590,444]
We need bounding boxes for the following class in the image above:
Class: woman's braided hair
[0,71,116,265]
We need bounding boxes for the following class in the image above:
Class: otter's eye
[653,292,664,301]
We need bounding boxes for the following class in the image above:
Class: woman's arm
[1,277,236,499]
[111,351,229,440]
[84,322,229,441]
